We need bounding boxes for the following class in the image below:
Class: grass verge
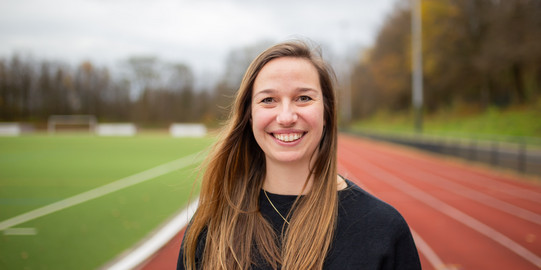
[350,104,541,144]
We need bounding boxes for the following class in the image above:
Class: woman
[178,41,421,270]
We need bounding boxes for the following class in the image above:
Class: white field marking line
[107,198,199,270]
[341,148,541,268]
[369,153,541,225]
[3,227,37,235]
[338,160,448,270]
[0,152,204,231]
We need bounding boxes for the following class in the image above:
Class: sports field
[0,134,213,269]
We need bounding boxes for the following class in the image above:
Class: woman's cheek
[252,108,274,130]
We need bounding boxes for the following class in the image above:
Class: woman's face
[251,57,325,166]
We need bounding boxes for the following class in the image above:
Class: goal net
[47,115,97,134]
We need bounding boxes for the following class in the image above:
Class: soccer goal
[47,115,97,134]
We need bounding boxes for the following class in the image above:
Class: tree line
[0,55,198,126]
[2,0,540,127]
[0,41,272,128]
[350,0,541,119]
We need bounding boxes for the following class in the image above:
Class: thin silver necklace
[263,190,290,225]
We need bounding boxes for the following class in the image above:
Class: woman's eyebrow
[253,89,276,97]
[297,88,318,94]
[253,88,318,97]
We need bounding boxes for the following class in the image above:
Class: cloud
[0,0,396,74]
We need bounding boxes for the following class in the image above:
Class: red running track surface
[140,135,541,269]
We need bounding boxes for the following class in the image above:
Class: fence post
[491,141,499,166]
[469,139,477,161]
[518,139,526,173]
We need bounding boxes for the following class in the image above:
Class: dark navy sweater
[177,179,422,269]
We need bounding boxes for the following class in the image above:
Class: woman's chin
[267,152,308,164]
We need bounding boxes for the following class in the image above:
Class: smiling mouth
[272,132,304,142]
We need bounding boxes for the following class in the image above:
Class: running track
[138,135,541,269]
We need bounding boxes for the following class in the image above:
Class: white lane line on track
[410,230,449,270]
[0,152,204,231]
[338,162,449,270]
[340,148,541,268]
[376,145,541,204]
[413,169,541,225]
[441,170,541,204]
[368,153,541,225]
[106,198,199,270]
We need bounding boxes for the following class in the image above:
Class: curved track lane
[338,135,541,270]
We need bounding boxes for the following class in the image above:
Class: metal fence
[345,129,541,177]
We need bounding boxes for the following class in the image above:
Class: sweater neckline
[260,178,353,206]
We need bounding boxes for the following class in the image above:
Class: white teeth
[273,133,303,142]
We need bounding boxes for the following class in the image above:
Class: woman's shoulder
[337,178,409,232]
[327,178,421,269]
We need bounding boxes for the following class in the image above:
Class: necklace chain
[263,190,290,225]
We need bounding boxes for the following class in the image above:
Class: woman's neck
[263,159,313,195]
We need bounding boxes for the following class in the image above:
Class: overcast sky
[0,0,397,77]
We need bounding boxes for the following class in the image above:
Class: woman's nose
[276,103,298,126]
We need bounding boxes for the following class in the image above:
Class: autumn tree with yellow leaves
[350,0,541,119]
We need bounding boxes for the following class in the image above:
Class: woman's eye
[298,96,313,102]
[261,97,274,104]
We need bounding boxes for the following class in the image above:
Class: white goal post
[47,115,97,134]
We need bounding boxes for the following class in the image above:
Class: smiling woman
[178,40,421,270]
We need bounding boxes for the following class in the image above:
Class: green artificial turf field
[0,134,213,269]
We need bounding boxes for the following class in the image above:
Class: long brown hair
[183,40,338,270]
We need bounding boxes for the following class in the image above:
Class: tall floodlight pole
[340,21,352,126]
[344,66,352,125]
[411,0,424,133]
